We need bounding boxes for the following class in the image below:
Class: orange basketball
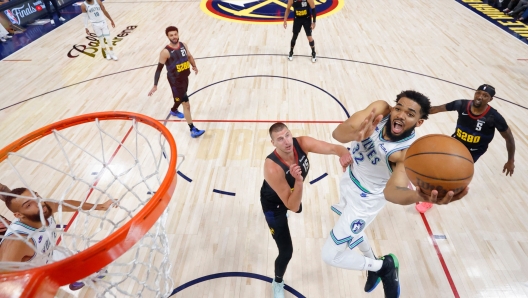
[404,134,474,197]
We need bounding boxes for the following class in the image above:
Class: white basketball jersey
[1,217,57,266]
[84,0,105,23]
[348,115,417,195]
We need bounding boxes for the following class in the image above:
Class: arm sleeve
[154,63,164,86]
[83,13,89,28]
[311,6,316,22]
[445,99,464,112]
[494,111,509,132]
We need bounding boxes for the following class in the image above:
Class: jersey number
[180,48,187,56]
[94,12,99,17]
[475,121,483,131]
[456,128,481,143]
[302,158,309,172]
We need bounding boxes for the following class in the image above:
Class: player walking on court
[261,122,351,298]
[148,26,205,138]
[283,0,317,62]
[322,91,469,298]
[415,84,515,213]
[81,0,118,60]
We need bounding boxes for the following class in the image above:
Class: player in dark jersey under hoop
[416,84,516,213]
[283,0,317,62]
[261,122,352,298]
[148,26,205,138]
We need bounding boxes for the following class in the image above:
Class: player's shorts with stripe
[92,20,110,37]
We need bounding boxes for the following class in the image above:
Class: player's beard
[25,203,53,223]
[171,38,179,45]
[384,114,416,141]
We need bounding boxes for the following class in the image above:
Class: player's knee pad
[309,40,314,47]
[291,33,299,47]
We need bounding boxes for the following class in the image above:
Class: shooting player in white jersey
[0,187,114,267]
[321,91,470,298]
[81,0,118,60]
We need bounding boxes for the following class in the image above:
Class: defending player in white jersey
[81,0,118,60]
[321,91,470,298]
[0,188,114,265]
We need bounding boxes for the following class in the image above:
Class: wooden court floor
[1,0,528,297]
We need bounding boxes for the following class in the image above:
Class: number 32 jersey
[446,100,508,152]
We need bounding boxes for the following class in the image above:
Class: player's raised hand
[339,152,352,172]
[289,164,303,182]
[355,108,383,142]
[97,199,117,211]
[415,186,469,205]
[503,160,514,176]
[148,86,157,96]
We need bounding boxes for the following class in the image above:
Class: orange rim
[0,111,177,297]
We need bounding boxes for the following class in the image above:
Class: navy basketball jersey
[292,0,311,18]
[164,42,190,83]
[260,138,309,214]
[446,100,508,152]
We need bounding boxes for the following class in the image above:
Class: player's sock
[358,236,376,259]
[367,258,383,272]
[309,40,315,53]
[189,123,195,131]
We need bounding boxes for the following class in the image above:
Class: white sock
[358,234,376,259]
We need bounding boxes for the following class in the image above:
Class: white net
[0,115,180,297]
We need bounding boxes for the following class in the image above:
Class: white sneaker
[0,37,6,42]
[105,50,112,60]
[5,35,12,39]
[59,17,65,22]
[271,280,285,298]
[50,19,55,25]
[111,52,118,61]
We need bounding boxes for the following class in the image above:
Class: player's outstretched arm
[296,136,351,170]
[48,199,116,213]
[384,160,469,205]
[97,0,115,27]
[429,104,448,115]
[264,161,303,212]
[332,100,390,143]
[500,128,515,176]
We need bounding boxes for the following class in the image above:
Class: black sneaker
[364,270,381,292]
[379,253,400,298]
[288,50,293,61]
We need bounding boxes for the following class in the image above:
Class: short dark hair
[269,122,288,138]
[165,26,178,36]
[395,90,431,120]
[5,187,29,212]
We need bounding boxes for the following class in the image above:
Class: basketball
[404,134,474,197]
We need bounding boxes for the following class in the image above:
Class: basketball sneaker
[364,270,381,292]
[415,202,433,213]
[169,110,184,118]
[50,19,55,25]
[0,37,6,43]
[379,254,400,298]
[105,50,112,60]
[69,270,108,291]
[190,127,205,138]
[288,50,293,61]
[271,280,285,298]
[110,52,118,61]
[311,51,317,63]
[59,17,66,22]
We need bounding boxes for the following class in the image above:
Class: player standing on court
[323,91,469,298]
[148,26,205,138]
[81,0,118,61]
[415,84,515,213]
[283,0,317,62]
[261,122,351,298]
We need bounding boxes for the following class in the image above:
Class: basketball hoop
[0,112,178,298]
